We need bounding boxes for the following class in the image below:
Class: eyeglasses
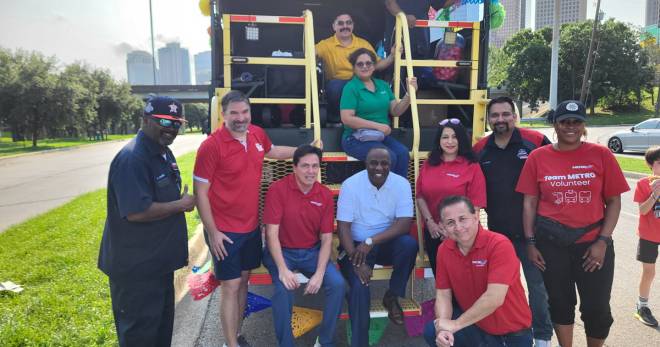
[439,118,461,126]
[488,112,514,119]
[152,117,182,129]
[336,20,353,26]
[355,61,374,68]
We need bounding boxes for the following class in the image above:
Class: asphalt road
[185,176,659,347]
[0,133,205,232]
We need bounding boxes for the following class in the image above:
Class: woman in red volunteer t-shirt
[416,119,486,277]
[516,100,629,347]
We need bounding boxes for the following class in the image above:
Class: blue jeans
[341,135,410,178]
[423,306,532,347]
[263,246,345,347]
[512,239,553,341]
[338,235,418,347]
[325,79,349,123]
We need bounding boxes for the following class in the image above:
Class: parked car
[607,118,660,153]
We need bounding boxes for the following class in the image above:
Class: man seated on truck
[316,13,396,126]
[262,144,345,347]
[336,147,418,347]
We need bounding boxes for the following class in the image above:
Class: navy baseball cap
[144,96,184,121]
[553,100,587,123]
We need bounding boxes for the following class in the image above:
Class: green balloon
[490,3,506,30]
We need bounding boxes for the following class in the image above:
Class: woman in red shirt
[416,119,486,277]
[517,100,629,347]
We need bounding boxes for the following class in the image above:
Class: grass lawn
[0,134,135,158]
[616,156,652,175]
[0,151,198,346]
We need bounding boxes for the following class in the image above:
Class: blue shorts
[205,227,262,281]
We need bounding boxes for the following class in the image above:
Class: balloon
[199,0,211,17]
[490,3,506,30]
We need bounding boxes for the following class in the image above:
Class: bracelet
[525,236,536,245]
[597,235,613,246]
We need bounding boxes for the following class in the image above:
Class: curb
[172,225,212,347]
[0,139,129,161]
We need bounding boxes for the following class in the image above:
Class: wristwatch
[525,236,537,245]
[365,237,373,246]
[596,235,612,246]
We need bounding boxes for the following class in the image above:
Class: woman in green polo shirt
[340,48,417,177]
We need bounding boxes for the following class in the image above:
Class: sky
[0,0,649,82]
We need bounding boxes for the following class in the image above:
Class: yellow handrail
[212,12,320,132]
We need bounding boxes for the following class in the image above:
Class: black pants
[536,239,615,339]
[109,273,175,347]
[423,227,443,278]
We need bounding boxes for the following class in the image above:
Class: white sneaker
[534,339,552,347]
[313,337,321,347]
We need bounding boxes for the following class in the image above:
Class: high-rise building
[194,51,212,85]
[647,0,659,26]
[491,0,527,48]
[158,42,191,85]
[126,50,155,85]
[535,0,587,30]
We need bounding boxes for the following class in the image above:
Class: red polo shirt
[263,174,334,248]
[193,125,272,233]
[416,156,487,223]
[436,226,532,335]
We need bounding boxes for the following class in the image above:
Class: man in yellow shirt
[316,13,395,125]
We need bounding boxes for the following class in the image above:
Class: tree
[487,46,509,88]
[6,51,63,147]
[184,103,209,131]
[500,28,552,109]
[496,21,654,112]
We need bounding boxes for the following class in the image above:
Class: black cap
[553,100,586,123]
[144,96,183,121]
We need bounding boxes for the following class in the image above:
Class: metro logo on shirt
[516,143,629,242]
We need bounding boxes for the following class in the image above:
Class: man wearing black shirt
[473,96,553,347]
[98,96,195,347]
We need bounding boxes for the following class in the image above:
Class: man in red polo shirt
[424,196,532,347]
[193,90,300,347]
[262,144,345,347]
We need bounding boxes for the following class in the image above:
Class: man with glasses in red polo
[98,96,195,347]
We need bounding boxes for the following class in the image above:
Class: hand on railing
[406,77,418,95]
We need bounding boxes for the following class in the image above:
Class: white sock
[638,296,649,309]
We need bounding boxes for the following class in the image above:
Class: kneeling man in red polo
[424,195,532,347]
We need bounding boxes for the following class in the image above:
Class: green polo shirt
[340,76,394,139]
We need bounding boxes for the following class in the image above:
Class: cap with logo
[552,100,586,123]
[144,96,184,121]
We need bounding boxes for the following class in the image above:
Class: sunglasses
[355,61,374,68]
[439,118,461,126]
[152,117,182,129]
[336,20,353,26]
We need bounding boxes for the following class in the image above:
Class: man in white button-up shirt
[337,147,417,347]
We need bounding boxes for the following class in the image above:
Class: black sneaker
[635,306,659,327]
